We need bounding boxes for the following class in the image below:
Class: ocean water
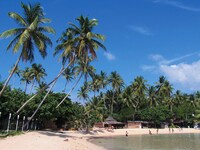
[91,134,200,150]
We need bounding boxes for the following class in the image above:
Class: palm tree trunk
[56,73,83,108]
[111,90,115,115]
[16,59,74,114]
[24,80,57,127]
[0,53,22,97]
[17,94,38,114]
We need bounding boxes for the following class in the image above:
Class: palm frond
[0,28,24,39]
[38,26,55,34]
[13,30,30,52]
[8,12,27,27]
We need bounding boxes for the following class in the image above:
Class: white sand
[1,128,200,150]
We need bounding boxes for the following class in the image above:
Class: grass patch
[0,131,23,138]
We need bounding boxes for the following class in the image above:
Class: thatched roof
[104,116,124,125]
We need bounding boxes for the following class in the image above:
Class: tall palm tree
[0,2,55,97]
[29,63,47,94]
[24,15,106,123]
[131,76,147,119]
[53,15,106,107]
[107,71,124,114]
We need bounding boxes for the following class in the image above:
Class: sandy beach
[1,128,200,150]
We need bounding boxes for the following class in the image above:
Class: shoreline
[1,128,200,150]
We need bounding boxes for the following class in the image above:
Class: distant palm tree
[77,83,89,101]
[108,71,124,114]
[0,2,55,97]
[20,67,32,93]
[35,81,48,93]
[131,76,147,119]
[147,86,157,108]
[62,68,74,92]
[56,59,96,108]
[29,63,47,94]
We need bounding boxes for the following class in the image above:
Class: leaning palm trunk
[56,73,83,108]
[24,80,57,127]
[16,67,64,114]
[0,54,22,97]
[16,59,74,114]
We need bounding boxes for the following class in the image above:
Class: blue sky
[1,0,200,100]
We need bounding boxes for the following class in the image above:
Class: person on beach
[149,130,152,135]
[172,128,174,133]
[126,131,128,137]
[156,128,159,134]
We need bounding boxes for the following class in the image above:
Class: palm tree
[62,68,74,92]
[107,71,124,114]
[53,15,106,107]
[67,15,106,63]
[90,74,101,97]
[24,15,106,123]
[122,86,135,108]
[173,90,183,107]
[131,76,147,119]
[77,83,89,102]
[56,59,96,108]
[20,67,32,93]
[35,81,48,92]
[98,71,108,91]
[147,86,158,108]
[29,63,47,94]
[0,2,55,97]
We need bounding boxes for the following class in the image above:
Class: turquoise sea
[91,134,200,150]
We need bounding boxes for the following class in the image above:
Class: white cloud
[149,52,197,65]
[143,52,200,91]
[153,0,200,12]
[160,61,200,90]
[129,26,152,36]
[104,52,115,61]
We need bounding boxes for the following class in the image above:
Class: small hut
[94,116,125,129]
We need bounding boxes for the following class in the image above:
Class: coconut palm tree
[20,67,32,93]
[98,71,108,91]
[147,86,158,108]
[131,76,147,119]
[23,15,106,123]
[56,59,96,108]
[62,68,74,92]
[0,2,55,97]
[77,83,89,101]
[107,71,124,114]
[29,63,47,94]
